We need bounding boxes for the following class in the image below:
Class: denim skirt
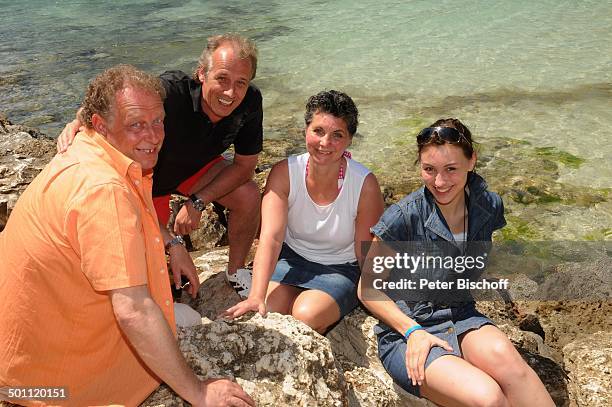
[376,300,494,397]
[270,243,360,317]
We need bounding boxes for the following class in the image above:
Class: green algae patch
[508,138,531,146]
[499,216,542,241]
[395,117,429,131]
[505,186,563,205]
[583,228,612,241]
[478,136,607,209]
[535,147,585,169]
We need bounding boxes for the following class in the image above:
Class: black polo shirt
[153,70,263,197]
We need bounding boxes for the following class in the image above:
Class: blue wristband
[404,324,423,340]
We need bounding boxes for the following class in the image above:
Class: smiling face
[198,43,252,123]
[305,111,352,165]
[99,87,165,171]
[420,143,476,206]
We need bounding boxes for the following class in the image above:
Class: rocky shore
[1,115,610,406]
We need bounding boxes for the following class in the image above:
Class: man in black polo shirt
[57,34,262,298]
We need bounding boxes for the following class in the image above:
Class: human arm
[357,237,452,386]
[111,285,254,406]
[56,109,84,153]
[353,173,385,267]
[159,223,200,298]
[173,153,259,236]
[222,160,289,319]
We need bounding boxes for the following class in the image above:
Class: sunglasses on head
[417,126,466,145]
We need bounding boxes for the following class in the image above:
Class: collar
[421,172,492,241]
[78,128,143,178]
[189,79,204,113]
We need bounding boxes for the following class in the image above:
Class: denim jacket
[372,172,505,244]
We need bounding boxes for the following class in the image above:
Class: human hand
[168,244,200,298]
[173,202,203,236]
[221,297,266,320]
[57,118,82,153]
[193,378,255,407]
[404,329,453,386]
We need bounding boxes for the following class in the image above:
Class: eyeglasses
[417,126,466,145]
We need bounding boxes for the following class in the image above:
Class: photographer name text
[373,278,510,290]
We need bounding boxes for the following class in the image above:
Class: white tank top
[284,153,370,265]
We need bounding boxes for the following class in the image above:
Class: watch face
[190,195,205,212]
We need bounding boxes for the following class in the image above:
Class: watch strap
[189,194,206,212]
[164,235,185,253]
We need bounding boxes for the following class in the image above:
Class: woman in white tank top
[224,90,384,333]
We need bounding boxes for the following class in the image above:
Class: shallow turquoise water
[1,0,611,238]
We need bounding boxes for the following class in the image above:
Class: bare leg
[290,290,341,334]
[265,282,302,315]
[186,160,261,274]
[459,325,555,407]
[215,180,260,273]
[265,283,342,334]
[420,355,509,407]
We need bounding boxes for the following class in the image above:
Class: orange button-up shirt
[0,130,175,406]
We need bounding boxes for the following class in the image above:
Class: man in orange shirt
[0,65,253,407]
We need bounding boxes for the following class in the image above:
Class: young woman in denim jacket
[358,119,553,406]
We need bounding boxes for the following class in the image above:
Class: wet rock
[563,332,611,407]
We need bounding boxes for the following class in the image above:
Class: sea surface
[1,0,611,240]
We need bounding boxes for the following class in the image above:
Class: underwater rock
[478,137,608,209]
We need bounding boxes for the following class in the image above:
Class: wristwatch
[164,235,185,254]
[189,194,206,212]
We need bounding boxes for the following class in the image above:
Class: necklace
[462,190,469,253]
[305,151,352,191]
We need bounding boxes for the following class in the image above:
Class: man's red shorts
[153,156,224,226]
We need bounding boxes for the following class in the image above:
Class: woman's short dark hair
[417,117,475,160]
[304,90,359,136]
